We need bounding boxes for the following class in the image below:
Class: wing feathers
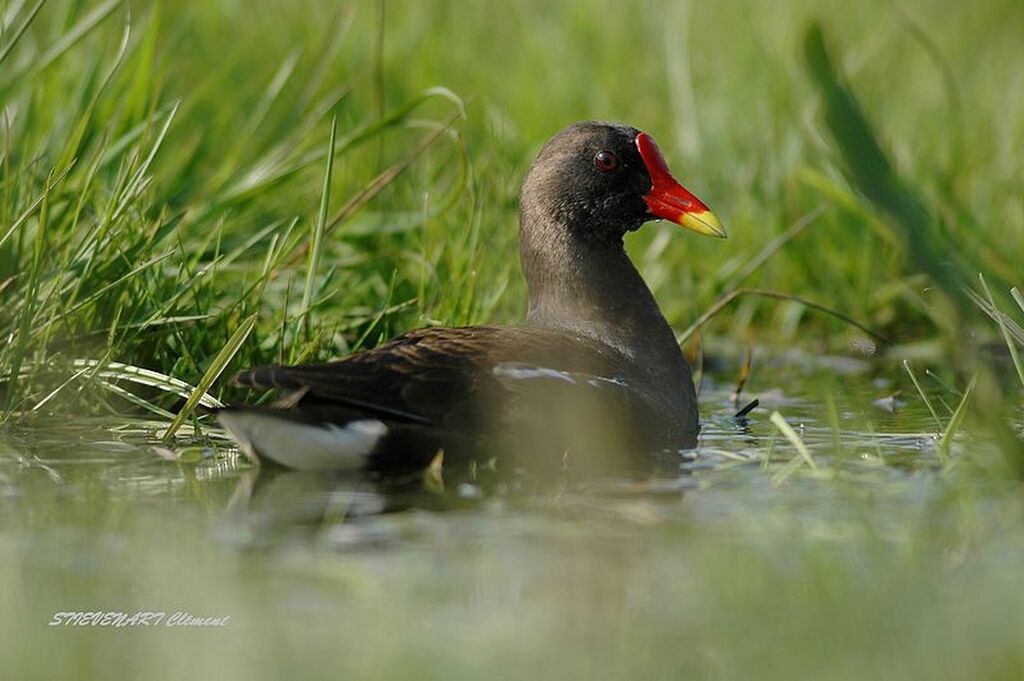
[231,325,633,431]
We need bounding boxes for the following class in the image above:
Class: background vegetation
[1,0,1021,422]
[1,1,1023,679]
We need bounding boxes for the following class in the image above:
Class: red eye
[594,150,619,173]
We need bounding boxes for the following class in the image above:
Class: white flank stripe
[217,412,387,471]
[492,362,577,383]
[493,362,628,388]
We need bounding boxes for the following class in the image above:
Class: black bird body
[218,122,725,472]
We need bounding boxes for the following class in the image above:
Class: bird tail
[216,408,387,472]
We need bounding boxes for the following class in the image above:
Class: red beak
[635,132,726,238]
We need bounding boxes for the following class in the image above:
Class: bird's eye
[593,150,619,173]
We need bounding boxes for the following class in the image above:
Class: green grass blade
[96,379,177,420]
[0,0,46,67]
[903,359,944,430]
[1012,288,1024,317]
[31,365,91,412]
[803,23,966,308]
[70,359,224,408]
[977,274,1024,389]
[769,411,817,470]
[162,313,257,441]
[939,373,978,459]
[299,116,336,337]
[32,0,120,74]
[112,99,181,221]
[681,288,885,345]
[0,162,75,251]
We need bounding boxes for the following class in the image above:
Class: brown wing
[231,325,629,428]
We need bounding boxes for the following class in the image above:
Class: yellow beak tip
[679,210,727,239]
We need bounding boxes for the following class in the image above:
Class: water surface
[3,353,1022,680]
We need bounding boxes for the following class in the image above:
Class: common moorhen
[218,121,725,473]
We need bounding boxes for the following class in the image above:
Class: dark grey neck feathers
[519,181,687,380]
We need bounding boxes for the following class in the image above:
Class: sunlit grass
[0,2,1023,678]
[0,0,1021,428]
[0,0,476,421]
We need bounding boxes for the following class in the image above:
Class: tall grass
[803,22,1023,467]
[0,0,1021,433]
[0,0,474,421]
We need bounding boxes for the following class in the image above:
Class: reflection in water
[3,362,1018,680]
[1,361,953,542]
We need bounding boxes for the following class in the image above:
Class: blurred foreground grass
[1,366,1023,681]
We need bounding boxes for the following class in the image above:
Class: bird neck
[520,224,683,369]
